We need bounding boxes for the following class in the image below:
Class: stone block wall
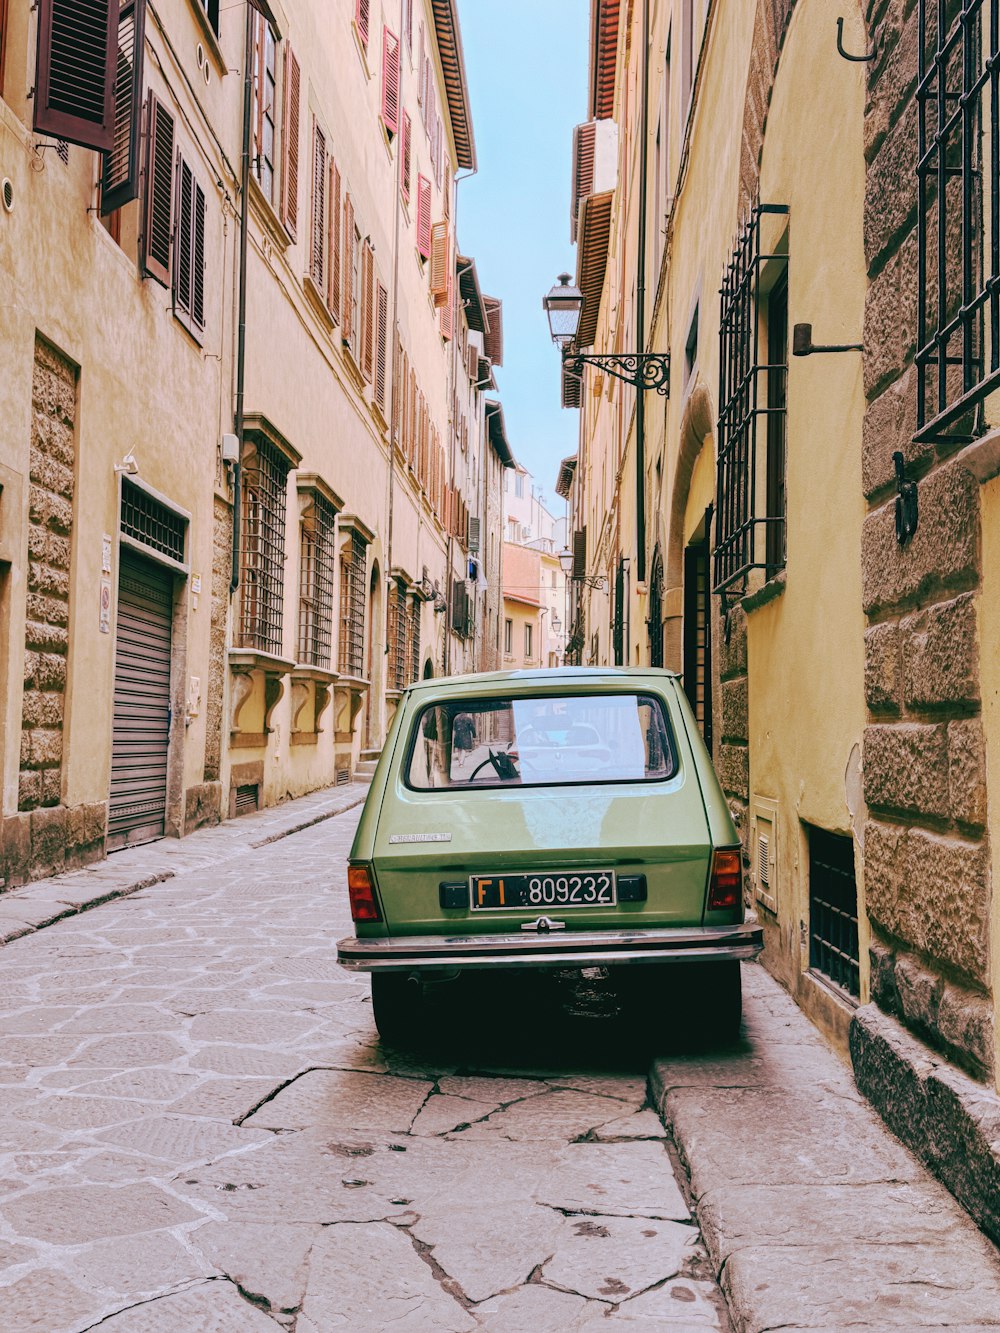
[860,0,993,1080]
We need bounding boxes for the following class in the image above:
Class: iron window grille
[916,0,1000,442]
[613,556,626,665]
[297,492,337,668]
[409,595,421,682]
[683,531,713,755]
[120,476,186,564]
[338,529,368,677]
[714,202,789,597]
[238,438,290,656]
[808,827,860,1000]
[387,578,409,690]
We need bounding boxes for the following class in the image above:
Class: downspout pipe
[231,3,254,595]
[635,0,650,587]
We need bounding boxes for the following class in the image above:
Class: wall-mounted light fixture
[543,275,671,395]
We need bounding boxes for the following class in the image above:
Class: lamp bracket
[563,351,671,396]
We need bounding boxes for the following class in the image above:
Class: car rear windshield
[405,692,678,790]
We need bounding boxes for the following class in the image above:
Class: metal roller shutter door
[108,551,173,851]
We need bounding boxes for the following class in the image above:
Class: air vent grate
[335,768,351,786]
[235,783,259,815]
[758,835,769,887]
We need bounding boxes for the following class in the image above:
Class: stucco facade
[0,0,510,888]
[560,0,1000,1237]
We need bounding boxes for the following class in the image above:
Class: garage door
[108,550,173,851]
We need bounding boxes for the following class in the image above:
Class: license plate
[469,871,617,911]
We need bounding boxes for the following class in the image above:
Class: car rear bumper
[336,920,763,973]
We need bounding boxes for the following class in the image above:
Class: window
[400,111,412,202]
[197,0,219,35]
[120,477,186,564]
[409,595,421,682]
[714,203,789,594]
[355,0,370,47]
[309,120,326,290]
[238,437,292,656]
[280,47,301,238]
[33,0,117,150]
[684,304,698,384]
[251,13,277,203]
[808,827,860,1000]
[416,174,432,259]
[405,692,678,791]
[514,472,524,498]
[387,579,409,690]
[916,0,1000,442]
[348,218,362,358]
[173,156,207,338]
[764,270,788,575]
[551,571,557,589]
[101,0,147,215]
[381,26,400,136]
[524,622,533,660]
[142,93,175,287]
[504,617,513,655]
[360,241,375,382]
[375,281,388,411]
[338,528,368,678]
[298,492,337,668]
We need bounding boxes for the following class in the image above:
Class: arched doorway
[648,546,664,667]
[423,658,434,679]
[365,564,381,748]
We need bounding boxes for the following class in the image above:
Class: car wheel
[695,961,742,1041]
[371,973,423,1045]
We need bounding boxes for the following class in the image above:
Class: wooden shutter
[468,516,481,553]
[381,27,400,135]
[355,0,369,46]
[327,158,341,322]
[404,0,412,51]
[416,174,431,259]
[142,92,174,287]
[280,47,300,239]
[342,193,355,338]
[392,339,402,438]
[400,112,411,203]
[417,24,425,110]
[309,120,326,289]
[483,296,503,366]
[174,157,207,335]
[101,0,146,214]
[440,268,454,340]
[573,527,587,577]
[34,0,118,151]
[375,282,388,410]
[429,221,448,304]
[571,122,597,240]
[361,241,374,382]
[443,159,451,221]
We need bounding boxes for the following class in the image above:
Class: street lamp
[558,546,607,590]
[542,274,671,396]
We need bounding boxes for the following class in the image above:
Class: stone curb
[0,785,368,950]
[647,965,1000,1332]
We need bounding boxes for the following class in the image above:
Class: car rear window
[405,692,677,790]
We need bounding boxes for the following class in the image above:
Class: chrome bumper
[336,920,763,974]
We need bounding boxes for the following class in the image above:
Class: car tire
[696,961,742,1041]
[371,973,423,1045]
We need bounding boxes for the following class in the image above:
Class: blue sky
[456,0,588,504]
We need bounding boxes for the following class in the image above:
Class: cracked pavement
[0,804,729,1331]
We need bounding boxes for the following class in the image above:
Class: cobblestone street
[0,803,729,1331]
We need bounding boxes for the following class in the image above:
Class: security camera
[114,452,139,476]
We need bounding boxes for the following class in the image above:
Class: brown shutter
[571,122,597,241]
[573,527,587,578]
[375,281,388,410]
[400,111,412,202]
[443,158,451,221]
[327,158,341,322]
[416,174,431,259]
[309,119,326,288]
[381,27,400,135]
[173,156,206,335]
[34,0,118,151]
[280,46,300,239]
[192,177,206,328]
[404,0,412,51]
[342,193,355,338]
[142,92,174,287]
[429,221,448,304]
[440,267,454,341]
[392,338,402,439]
[483,296,504,366]
[361,241,374,382]
[101,0,146,214]
[355,0,369,46]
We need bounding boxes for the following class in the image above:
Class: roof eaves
[456,255,489,334]
[555,455,578,499]
[430,0,477,171]
[485,399,516,469]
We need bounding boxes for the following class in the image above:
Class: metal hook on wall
[836,17,875,63]
[893,452,919,545]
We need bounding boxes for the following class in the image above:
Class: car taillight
[348,864,381,922]
[707,849,742,911]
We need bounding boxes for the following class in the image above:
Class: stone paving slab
[651,967,1000,1333]
[0,782,366,948]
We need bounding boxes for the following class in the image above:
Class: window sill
[291,665,339,686]
[185,1,227,77]
[303,273,335,331]
[741,570,786,615]
[250,175,291,253]
[229,648,296,675]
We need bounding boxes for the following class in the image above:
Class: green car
[337,667,762,1041]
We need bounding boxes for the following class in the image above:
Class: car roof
[405,666,679,695]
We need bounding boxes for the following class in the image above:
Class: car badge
[520,916,567,933]
[388,832,452,843]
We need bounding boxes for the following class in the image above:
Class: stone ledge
[850,1003,1000,1247]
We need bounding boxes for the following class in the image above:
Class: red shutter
[327,158,341,321]
[440,267,454,341]
[280,46,300,239]
[400,111,412,202]
[361,242,374,383]
[429,221,448,304]
[417,24,425,110]
[309,120,326,289]
[375,283,388,411]
[34,0,118,150]
[342,194,355,338]
[404,0,412,51]
[355,0,369,46]
[381,27,400,135]
[416,174,431,259]
[142,92,174,287]
[101,0,146,214]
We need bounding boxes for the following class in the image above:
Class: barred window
[409,595,421,682]
[387,578,409,691]
[916,0,1000,442]
[338,528,368,677]
[298,493,337,668]
[120,476,186,564]
[714,203,789,595]
[239,438,291,656]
